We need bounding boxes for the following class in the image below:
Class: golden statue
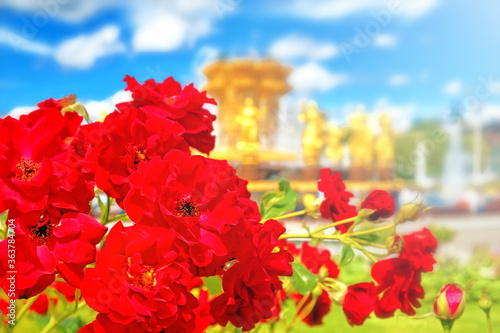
[325,123,347,164]
[375,113,395,171]
[236,97,263,164]
[203,59,291,150]
[299,102,326,166]
[348,106,374,178]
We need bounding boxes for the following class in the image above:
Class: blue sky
[1,0,500,130]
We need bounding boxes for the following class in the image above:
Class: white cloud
[84,90,132,121]
[130,0,219,53]
[0,28,51,55]
[443,80,463,96]
[283,0,440,19]
[269,35,339,61]
[1,0,228,54]
[0,0,119,23]
[388,74,410,86]
[54,25,125,69]
[288,62,349,94]
[374,34,397,47]
[8,106,35,119]
[0,25,125,69]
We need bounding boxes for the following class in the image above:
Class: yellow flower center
[15,157,40,181]
[175,197,199,217]
[132,265,157,291]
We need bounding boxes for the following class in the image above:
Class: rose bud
[478,289,492,315]
[361,190,394,221]
[395,201,428,224]
[303,193,322,215]
[385,235,404,255]
[434,283,466,331]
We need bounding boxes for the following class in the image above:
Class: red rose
[318,169,357,233]
[0,225,56,299]
[371,258,425,318]
[91,107,190,207]
[0,211,106,298]
[70,121,102,184]
[81,222,198,333]
[296,291,332,326]
[399,228,437,272]
[0,110,93,214]
[361,190,395,221]
[342,282,378,325]
[289,242,339,326]
[118,75,217,154]
[210,219,293,331]
[193,290,216,333]
[300,242,339,278]
[124,150,259,273]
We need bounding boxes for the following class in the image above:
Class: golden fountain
[203,59,296,179]
[202,58,402,191]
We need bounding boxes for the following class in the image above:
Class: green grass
[294,304,498,333]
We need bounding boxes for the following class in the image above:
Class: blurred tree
[395,121,449,179]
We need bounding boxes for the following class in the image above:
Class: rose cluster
[0,76,439,332]
[0,76,293,332]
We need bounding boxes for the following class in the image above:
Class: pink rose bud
[434,283,466,331]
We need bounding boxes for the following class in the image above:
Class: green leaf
[339,244,355,267]
[352,234,379,243]
[259,178,298,220]
[290,262,319,295]
[202,276,222,295]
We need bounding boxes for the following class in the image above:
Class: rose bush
[0,75,463,333]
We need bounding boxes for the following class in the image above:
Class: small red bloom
[371,258,424,318]
[300,242,339,278]
[124,150,259,273]
[193,290,216,333]
[91,107,190,207]
[399,228,437,272]
[0,212,106,298]
[289,242,339,326]
[318,169,357,233]
[118,75,217,154]
[0,107,93,214]
[342,282,378,325]
[299,291,332,326]
[81,222,198,333]
[210,220,293,331]
[361,190,395,221]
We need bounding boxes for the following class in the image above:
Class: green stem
[106,213,129,224]
[271,209,308,222]
[345,238,378,263]
[101,196,111,224]
[486,312,493,333]
[349,223,395,237]
[40,302,87,333]
[353,238,387,249]
[16,294,41,324]
[310,216,359,235]
[280,233,343,240]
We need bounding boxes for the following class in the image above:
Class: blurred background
[1,1,499,331]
